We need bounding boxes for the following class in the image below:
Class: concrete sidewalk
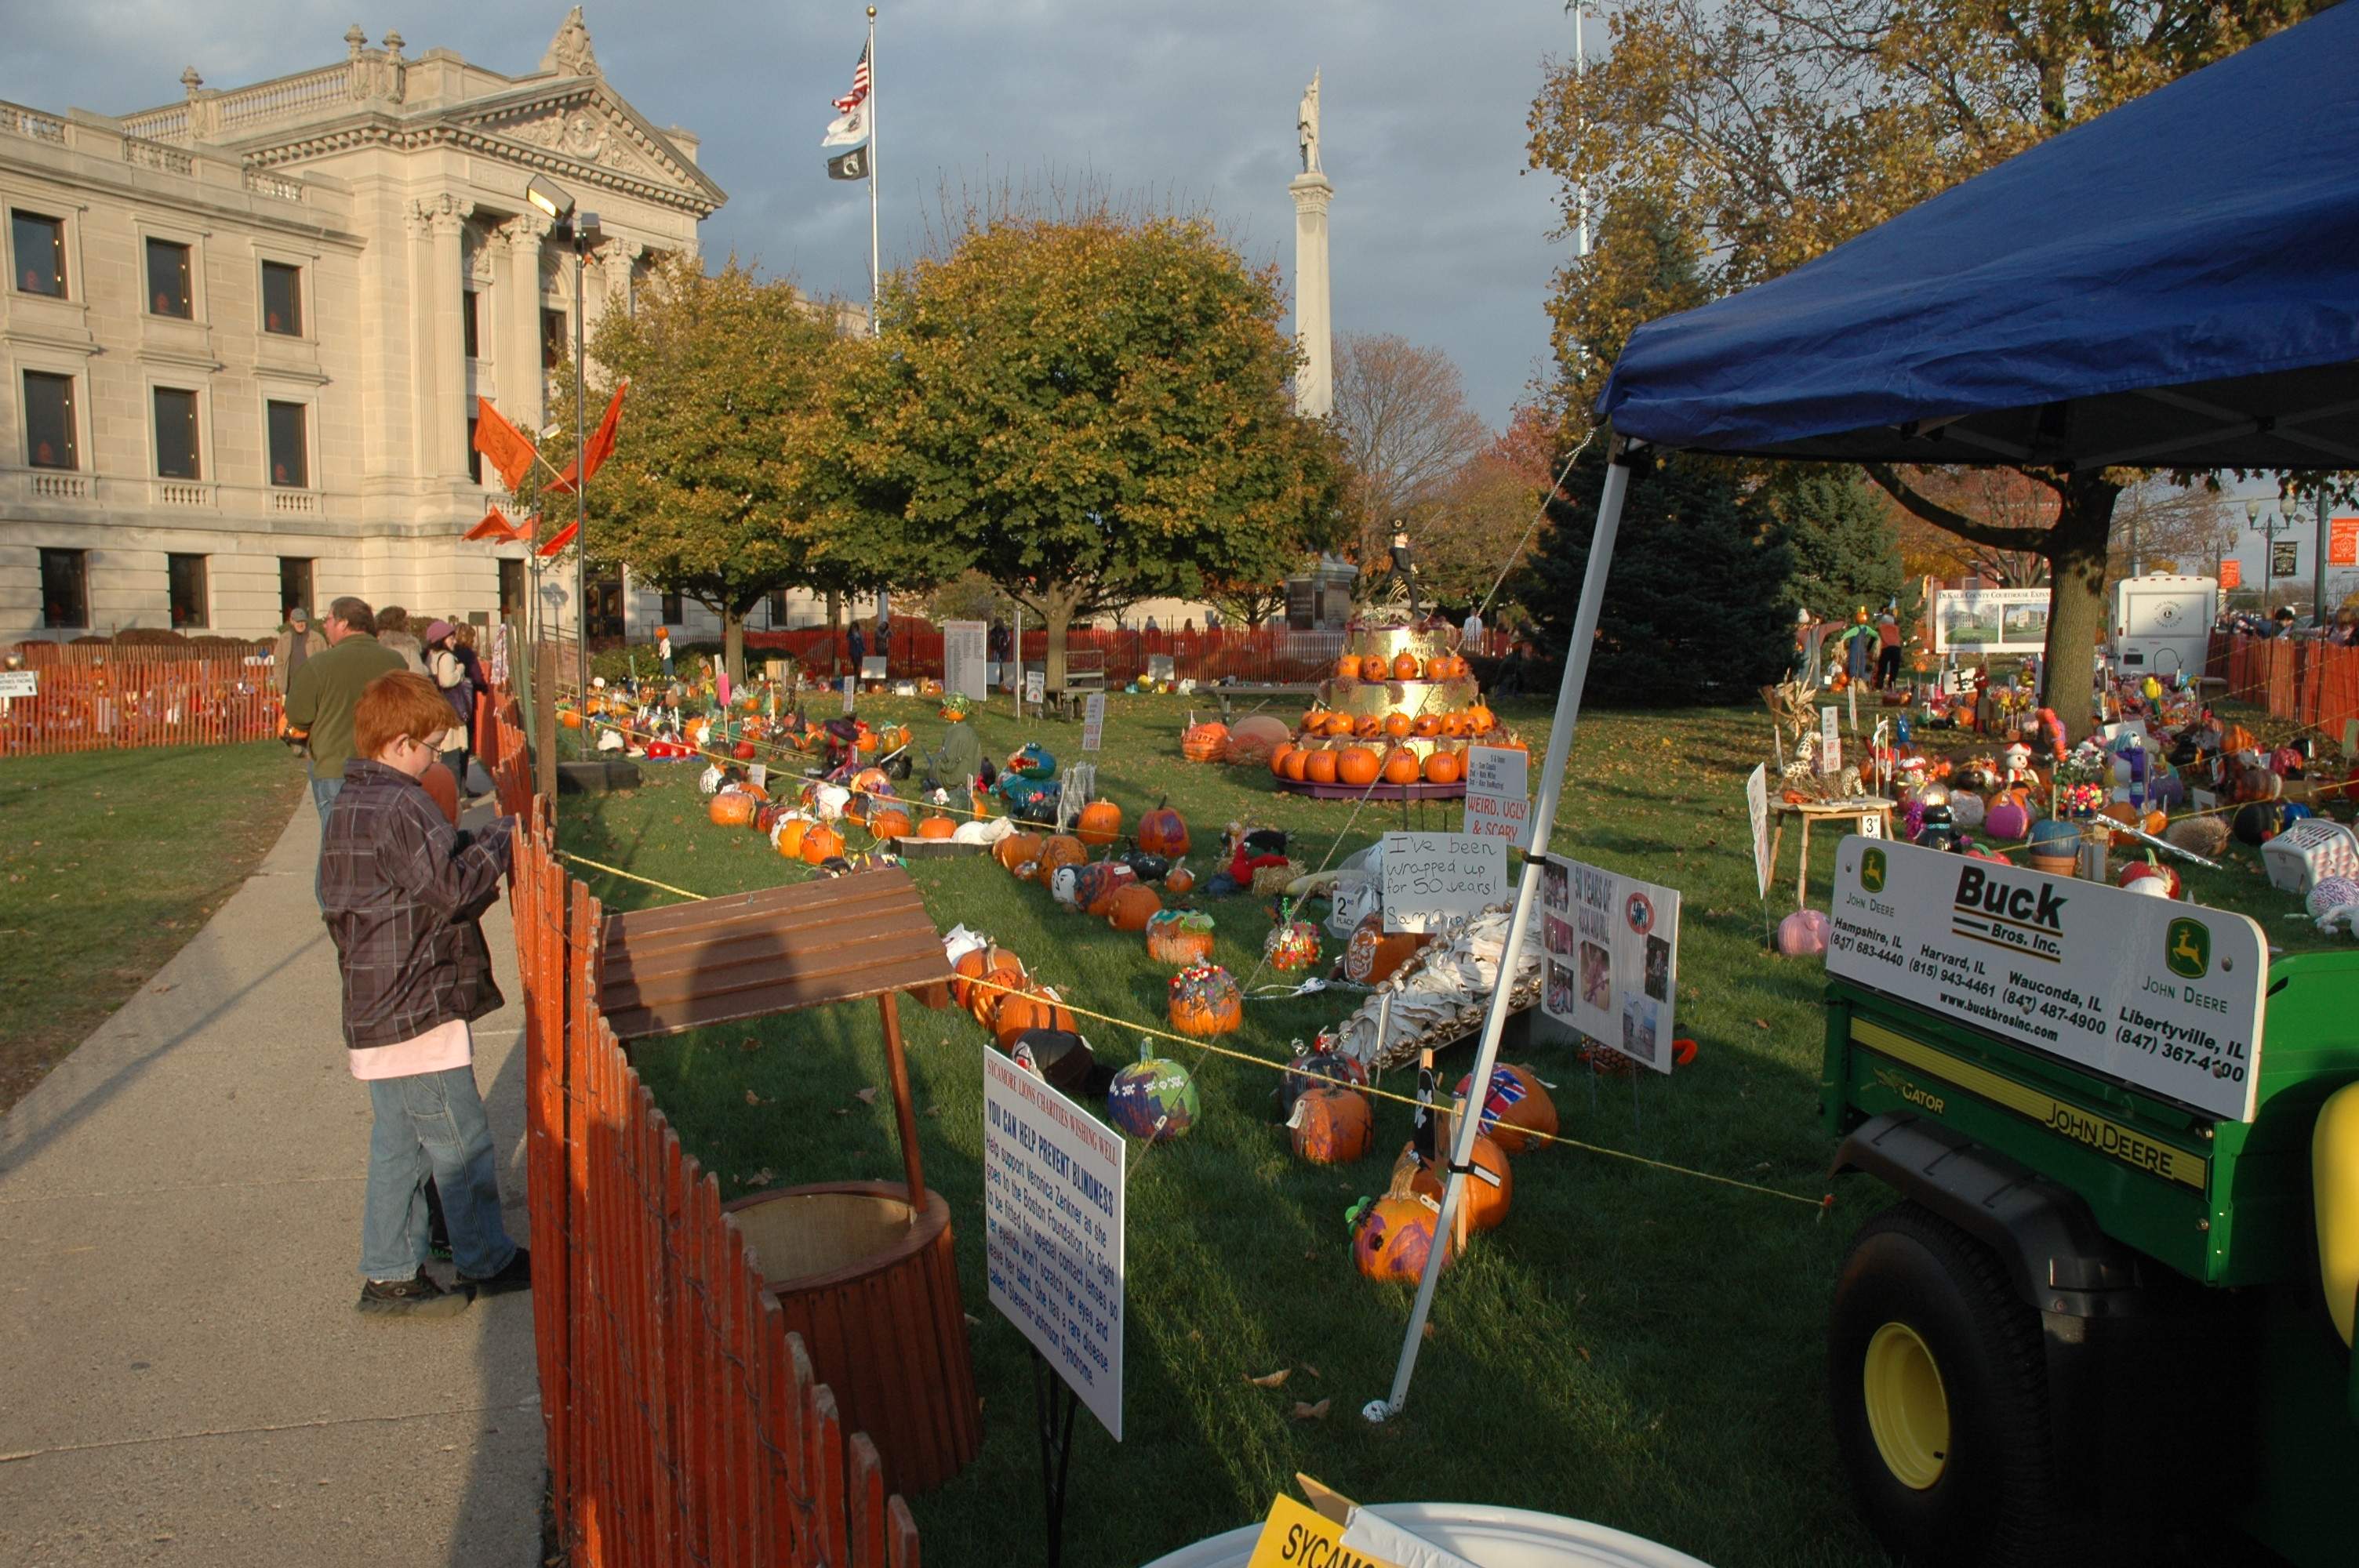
[0,797,541,1568]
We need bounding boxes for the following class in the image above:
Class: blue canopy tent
[1377,3,2359,1413]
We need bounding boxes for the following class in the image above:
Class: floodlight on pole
[525,174,575,224]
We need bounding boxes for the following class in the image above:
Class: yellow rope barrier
[556,852,704,902]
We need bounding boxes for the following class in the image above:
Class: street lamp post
[2245,492,2303,615]
[525,175,601,716]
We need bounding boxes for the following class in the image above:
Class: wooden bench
[1213,683,1320,724]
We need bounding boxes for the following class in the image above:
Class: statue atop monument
[542,6,601,78]
[1297,71,1322,176]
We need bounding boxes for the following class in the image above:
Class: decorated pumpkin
[1106,883,1163,931]
[1391,651,1421,681]
[1777,908,1832,956]
[1145,909,1216,967]
[2118,859,2183,899]
[1062,860,1136,916]
[994,983,1076,1046]
[1263,920,1322,972]
[2308,875,2359,920]
[2233,800,2290,845]
[918,815,958,840]
[800,823,845,865]
[710,790,758,829]
[1405,1134,1514,1232]
[1107,1054,1200,1142]
[1424,750,1463,786]
[1181,722,1229,762]
[1138,804,1190,858]
[1383,748,1421,786]
[1352,1195,1456,1283]
[1075,800,1123,848]
[1036,834,1089,881]
[1334,653,1364,681]
[1343,913,1427,985]
[1303,750,1340,786]
[1277,1049,1366,1120]
[1169,962,1243,1036]
[1450,1064,1558,1155]
[966,947,1029,1030]
[1383,712,1414,739]
[868,808,912,841]
[1354,713,1385,739]
[1984,800,2033,840]
[1290,1087,1374,1165]
[995,833,1045,875]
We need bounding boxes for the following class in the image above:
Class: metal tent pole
[1369,445,1635,1422]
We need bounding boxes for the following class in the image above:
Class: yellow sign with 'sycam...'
[1247,1495,1401,1568]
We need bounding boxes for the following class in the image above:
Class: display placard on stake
[982,1047,1125,1440]
[1819,706,1841,774]
[1537,853,1682,1073]
[1746,763,1772,902]
[943,620,989,704]
[1379,832,1509,933]
[1025,670,1045,710]
[841,675,856,715]
[1460,744,1531,848]
[1080,691,1105,751]
[747,763,766,793]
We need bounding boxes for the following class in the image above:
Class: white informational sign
[1847,681,1859,735]
[1080,691,1105,752]
[840,675,856,715]
[0,670,36,699]
[1460,744,1532,848]
[1826,837,2265,1121]
[1380,832,1510,934]
[860,655,887,681]
[1932,586,2053,655]
[982,1047,1125,1440]
[1746,764,1772,901]
[1024,670,1045,707]
[1539,855,1682,1073]
[1819,706,1841,775]
[943,620,989,704]
[747,763,767,792]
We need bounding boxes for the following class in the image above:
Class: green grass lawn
[0,741,306,1114]
[555,690,2340,1568]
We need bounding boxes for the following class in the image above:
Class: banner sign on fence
[1460,744,1531,848]
[1380,831,1509,934]
[0,670,36,699]
[983,1047,1125,1440]
[943,620,989,702]
[1825,837,2264,1122]
[1081,691,1105,752]
[1746,763,1772,901]
[1539,854,1682,1073]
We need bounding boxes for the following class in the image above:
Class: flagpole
[867,5,880,336]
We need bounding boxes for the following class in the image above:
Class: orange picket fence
[2,644,282,757]
[490,702,921,1567]
[2211,633,2359,739]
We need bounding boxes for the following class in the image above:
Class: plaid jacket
[322,759,515,1051]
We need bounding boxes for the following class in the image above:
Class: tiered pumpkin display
[1168,962,1243,1036]
[1279,625,1514,798]
[1144,909,1216,967]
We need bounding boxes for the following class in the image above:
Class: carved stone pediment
[461,93,708,202]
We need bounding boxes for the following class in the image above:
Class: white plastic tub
[1138,1502,1717,1568]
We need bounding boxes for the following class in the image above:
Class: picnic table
[1212,683,1320,724]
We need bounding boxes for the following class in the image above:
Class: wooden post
[876,991,928,1203]
[535,640,559,805]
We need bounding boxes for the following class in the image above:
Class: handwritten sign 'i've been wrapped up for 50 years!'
[1380,832,1509,934]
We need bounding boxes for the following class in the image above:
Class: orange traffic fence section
[2209,633,2359,740]
[2,643,282,757]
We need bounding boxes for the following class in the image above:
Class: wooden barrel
[723,1181,981,1494]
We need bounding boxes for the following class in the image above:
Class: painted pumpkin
[1405,1134,1513,1232]
[1303,750,1340,786]
[1263,920,1322,972]
[1036,835,1089,881]
[967,947,1029,1030]
[800,824,845,865]
[1145,909,1216,967]
[1383,748,1421,786]
[1423,750,1462,786]
[1343,913,1426,985]
[1449,1065,1558,1155]
[1354,713,1385,740]
[1290,1088,1374,1165]
[1383,712,1415,739]
[1076,800,1123,848]
[1107,1056,1199,1142]
[1777,909,1831,956]
[1335,654,1365,681]
[1467,704,1496,734]
[1164,863,1196,895]
[710,791,758,829]
[1168,962,1242,1036]
[1391,651,1421,681]
[1070,861,1137,916]
[1180,723,1229,762]
[995,833,1045,874]
[1336,746,1382,787]
[994,983,1076,1046]
[1353,1196,1456,1283]
[773,817,811,860]
[1138,805,1190,858]
[918,815,957,840]
[1412,713,1443,738]
[868,808,912,841]
[1276,1050,1366,1120]
[1984,801,2032,840]
[1106,884,1163,931]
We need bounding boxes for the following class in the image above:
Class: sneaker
[356,1269,470,1319]
[460,1246,532,1298]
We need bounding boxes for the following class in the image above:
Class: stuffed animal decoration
[2167,815,2231,859]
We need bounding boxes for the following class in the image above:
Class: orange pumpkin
[710,791,758,829]
[1343,912,1427,985]
[801,823,845,865]
[1180,723,1229,762]
[1168,964,1242,1036]
[1391,651,1421,681]
[918,815,958,840]
[1334,654,1364,681]
[1036,835,1088,882]
[1138,804,1190,857]
[1441,713,1468,738]
[1383,712,1414,739]
[1336,746,1382,787]
[1270,742,1297,777]
[1145,909,1216,966]
[1383,748,1421,786]
[1076,800,1123,848]
[1412,713,1443,738]
[774,817,810,859]
[1291,1087,1374,1165]
[1107,883,1163,931]
[1164,864,1196,895]
[856,731,879,753]
[1424,750,1463,786]
[1447,1064,1558,1154]
[1405,1134,1513,1232]
[995,833,1044,874]
[962,946,1027,1027]
[1354,713,1385,739]
[1303,750,1340,785]
[558,710,583,729]
[869,808,912,840]
[994,983,1076,1046]
[1325,713,1358,738]
[1281,749,1312,782]
[1352,1194,1456,1283]
[1467,704,1496,733]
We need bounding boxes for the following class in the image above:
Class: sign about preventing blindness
[1826,837,2266,1121]
[983,1047,1125,1439]
[1381,832,1509,933]
[1539,854,1681,1073]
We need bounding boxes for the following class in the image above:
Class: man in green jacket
[286,596,405,827]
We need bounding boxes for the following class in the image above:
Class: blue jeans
[311,775,343,907]
[359,1063,518,1281]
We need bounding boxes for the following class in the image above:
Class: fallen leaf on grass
[1245,1369,1290,1388]
[1300,1363,1321,1380]
[924,1105,943,1118]
[1754,1018,1771,1030]
[1292,1399,1331,1420]
[853,1087,879,1105]
[743,1169,775,1189]
[832,1108,849,1116]
[740,1036,762,1052]
[744,1089,767,1107]
[1577,1346,1592,1363]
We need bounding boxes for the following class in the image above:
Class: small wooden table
[1768,796,1896,909]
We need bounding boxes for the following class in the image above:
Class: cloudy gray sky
[6,1,1582,427]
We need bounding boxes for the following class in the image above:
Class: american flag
[833,42,871,114]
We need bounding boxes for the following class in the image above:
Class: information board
[1459,744,1531,848]
[1024,670,1045,707]
[1819,706,1841,775]
[943,620,989,703]
[1826,837,2265,1120]
[1081,691,1105,752]
[1379,832,1509,934]
[0,670,36,699]
[1932,586,2052,655]
[983,1047,1125,1439]
[1539,854,1682,1073]
[840,675,856,714]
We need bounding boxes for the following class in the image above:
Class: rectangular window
[261,260,303,336]
[153,387,200,479]
[766,590,788,627]
[266,400,308,488]
[462,289,481,359]
[662,589,685,623]
[543,308,568,371]
[467,416,483,484]
[23,370,77,470]
[146,238,192,318]
[498,557,525,621]
[39,547,87,629]
[167,554,209,629]
[280,557,314,618]
[12,210,64,296]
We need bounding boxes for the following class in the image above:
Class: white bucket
[1138,1503,1717,1568]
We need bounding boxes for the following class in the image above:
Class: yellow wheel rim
[1863,1321,1950,1490]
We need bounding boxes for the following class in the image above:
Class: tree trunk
[1043,590,1076,690]
[721,605,747,688]
[2039,475,2121,742]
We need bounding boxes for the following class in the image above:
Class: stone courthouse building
[0,11,768,643]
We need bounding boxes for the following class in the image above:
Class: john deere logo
[1861,848,1888,894]
[2166,918,2210,979]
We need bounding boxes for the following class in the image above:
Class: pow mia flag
[827,144,870,181]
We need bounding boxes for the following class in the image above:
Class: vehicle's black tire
[1829,1202,2073,1568]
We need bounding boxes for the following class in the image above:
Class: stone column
[1289,172,1334,418]
[423,198,470,479]
[496,216,551,436]
[405,201,441,480]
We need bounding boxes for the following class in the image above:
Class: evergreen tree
[1762,466,1909,622]
[1524,445,1796,706]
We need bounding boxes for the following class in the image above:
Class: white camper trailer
[2110,574,2219,680]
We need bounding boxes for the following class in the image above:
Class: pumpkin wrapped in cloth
[1167,961,1243,1036]
[1144,909,1216,967]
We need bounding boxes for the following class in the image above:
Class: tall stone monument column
[1290,71,1333,418]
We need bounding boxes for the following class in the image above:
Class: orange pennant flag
[536,518,580,557]
[463,506,517,542]
[471,397,538,492]
[543,381,628,496]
